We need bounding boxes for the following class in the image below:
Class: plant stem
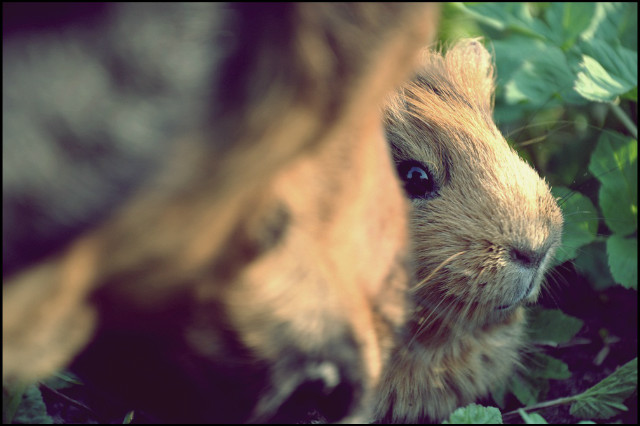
[610,102,638,139]
[503,395,576,418]
[38,382,95,416]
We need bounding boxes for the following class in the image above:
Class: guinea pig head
[385,39,564,338]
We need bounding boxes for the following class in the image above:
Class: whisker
[460,282,479,328]
[410,251,466,293]
[410,291,450,345]
[505,119,581,141]
[540,273,561,309]
[513,122,574,147]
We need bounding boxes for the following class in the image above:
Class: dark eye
[397,160,438,199]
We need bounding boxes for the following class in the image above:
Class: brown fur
[374,39,564,422]
[2,3,439,422]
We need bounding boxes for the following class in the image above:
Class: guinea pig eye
[397,160,438,199]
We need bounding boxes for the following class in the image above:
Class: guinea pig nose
[509,246,543,267]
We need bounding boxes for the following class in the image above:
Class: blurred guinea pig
[3,2,438,423]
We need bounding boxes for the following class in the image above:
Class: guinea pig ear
[447,38,495,108]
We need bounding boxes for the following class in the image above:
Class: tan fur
[374,39,564,422]
[3,3,439,422]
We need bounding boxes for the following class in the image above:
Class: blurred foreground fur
[3,3,438,422]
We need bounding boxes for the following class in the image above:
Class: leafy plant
[569,357,637,419]
[491,308,581,408]
[444,403,504,424]
[3,381,29,424]
[2,382,53,424]
[448,357,637,423]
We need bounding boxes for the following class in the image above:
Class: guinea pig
[373,38,564,423]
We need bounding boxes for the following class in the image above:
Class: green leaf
[490,380,508,409]
[527,308,584,345]
[10,384,54,424]
[574,56,632,102]
[491,37,567,121]
[589,132,638,189]
[573,242,618,290]
[581,40,637,92]
[2,381,29,424]
[123,410,135,424]
[622,86,638,102]
[588,132,637,236]
[551,186,599,265]
[573,3,638,103]
[444,403,503,424]
[506,372,549,406]
[503,43,578,106]
[580,3,638,50]
[455,3,549,40]
[505,352,570,406]
[492,36,543,87]
[543,2,596,50]
[518,408,549,424]
[528,351,572,380]
[606,235,638,289]
[42,370,84,390]
[574,42,638,102]
[570,357,638,419]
